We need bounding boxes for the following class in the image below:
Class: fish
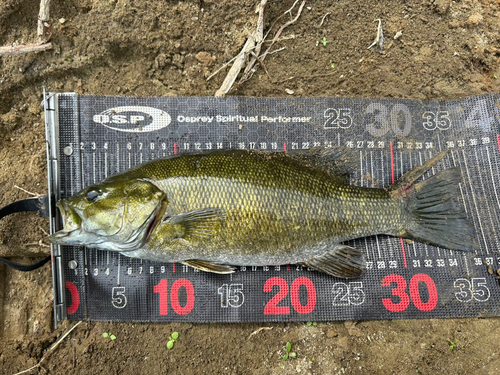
[49,147,476,278]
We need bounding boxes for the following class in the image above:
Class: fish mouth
[48,201,82,244]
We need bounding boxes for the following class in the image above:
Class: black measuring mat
[45,93,500,324]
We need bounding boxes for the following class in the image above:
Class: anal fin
[303,244,366,278]
[182,260,236,274]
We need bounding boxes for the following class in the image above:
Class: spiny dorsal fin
[302,244,366,278]
[286,146,359,182]
[182,260,236,274]
[163,208,225,239]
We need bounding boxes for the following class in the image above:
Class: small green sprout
[316,40,319,47]
[167,331,179,350]
[322,37,327,46]
[330,60,335,69]
[283,342,297,360]
[102,332,116,340]
[494,74,498,79]
[306,321,318,327]
[449,339,458,350]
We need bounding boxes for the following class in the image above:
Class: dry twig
[368,19,384,53]
[0,0,53,57]
[213,0,306,96]
[14,185,41,197]
[0,43,53,57]
[248,326,273,339]
[214,0,268,97]
[12,321,82,375]
[240,0,306,84]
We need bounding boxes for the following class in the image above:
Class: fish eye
[85,190,99,202]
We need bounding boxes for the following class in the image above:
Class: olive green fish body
[122,151,400,265]
[50,148,476,278]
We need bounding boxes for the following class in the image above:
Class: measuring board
[44,92,500,325]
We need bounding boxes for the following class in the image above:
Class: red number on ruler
[170,279,195,315]
[263,277,317,315]
[66,281,80,315]
[381,274,410,312]
[382,274,438,312]
[264,277,289,315]
[290,277,317,314]
[154,279,195,316]
[410,274,438,311]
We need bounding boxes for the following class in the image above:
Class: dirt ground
[1,0,500,374]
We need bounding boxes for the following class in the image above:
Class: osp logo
[92,106,171,133]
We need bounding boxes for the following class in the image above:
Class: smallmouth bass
[49,148,476,278]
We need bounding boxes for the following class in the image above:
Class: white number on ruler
[454,278,490,303]
[464,99,494,132]
[365,103,412,137]
[323,108,352,129]
[422,111,451,130]
[218,284,244,308]
[111,286,127,309]
[332,282,365,306]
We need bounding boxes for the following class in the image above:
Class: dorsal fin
[286,146,359,182]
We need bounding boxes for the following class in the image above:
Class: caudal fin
[401,168,477,251]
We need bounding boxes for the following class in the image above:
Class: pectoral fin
[303,244,366,278]
[182,260,236,274]
[163,208,225,239]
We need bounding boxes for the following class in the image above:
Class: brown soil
[1,0,500,374]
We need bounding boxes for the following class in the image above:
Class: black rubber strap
[0,195,52,272]
[0,255,51,272]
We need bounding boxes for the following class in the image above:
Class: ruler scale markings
[360,150,363,187]
[369,151,382,259]
[116,143,119,173]
[92,152,96,184]
[363,151,373,261]
[486,147,500,210]
[462,150,489,254]
[475,148,500,248]
[390,141,394,184]
[450,151,469,214]
[463,253,470,276]
[117,255,121,286]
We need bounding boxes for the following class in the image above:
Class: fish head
[49,178,165,252]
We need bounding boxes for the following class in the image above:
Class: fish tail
[397,167,477,251]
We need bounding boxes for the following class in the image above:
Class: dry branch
[214,0,268,97]
[12,321,82,375]
[212,0,307,96]
[0,0,53,57]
